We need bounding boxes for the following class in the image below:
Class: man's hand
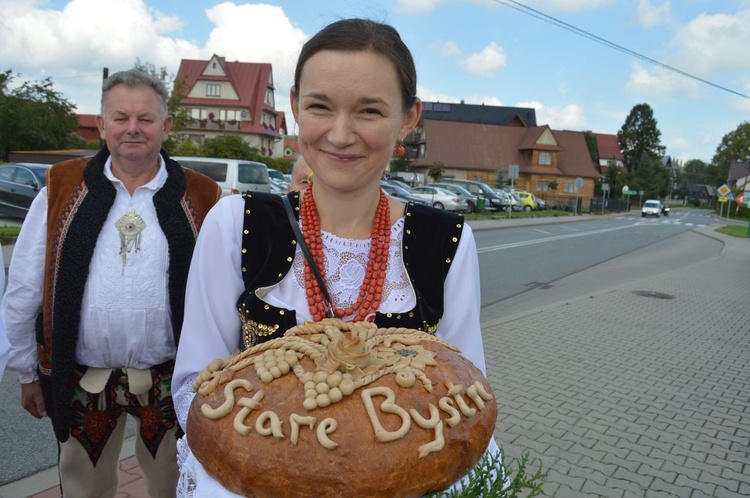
[21,381,47,419]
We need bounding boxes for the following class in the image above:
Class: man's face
[97,84,172,166]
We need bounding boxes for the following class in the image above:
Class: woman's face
[292,50,420,193]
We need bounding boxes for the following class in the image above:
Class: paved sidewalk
[2,217,748,497]
[483,224,750,497]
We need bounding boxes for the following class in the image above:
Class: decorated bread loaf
[187,319,497,498]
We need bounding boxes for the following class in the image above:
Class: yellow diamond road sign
[717,184,731,197]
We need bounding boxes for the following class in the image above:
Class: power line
[496,0,750,100]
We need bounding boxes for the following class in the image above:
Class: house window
[265,89,275,107]
[537,181,549,191]
[539,151,552,165]
[219,110,238,121]
[206,84,221,97]
[563,183,579,193]
[191,109,207,119]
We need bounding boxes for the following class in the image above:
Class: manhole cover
[633,290,674,299]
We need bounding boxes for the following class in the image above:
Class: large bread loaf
[187,319,497,498]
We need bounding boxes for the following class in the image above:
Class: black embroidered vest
[236,192,464,350]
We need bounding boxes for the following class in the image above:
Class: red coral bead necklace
[300,187,391,322]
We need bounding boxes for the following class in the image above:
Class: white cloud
[395,0,442,14]
[637,0,671,29]
[416,85,456,104]
[624,62,699,98]
[203,3,308,124]
[519,101,587,129]
[430,40,462,58]
[0,0,308,120]
[670,9,750,76]
[459,42,507,78]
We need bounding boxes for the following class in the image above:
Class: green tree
[428,162,444,182]
[390,154,411,173]
[582,131,599,171]
[617,103,666,173]
[0,69,80,161]
[622,153,671,199]
[711,121,750,185]
[201,134,257,159]
[494,168,507,188]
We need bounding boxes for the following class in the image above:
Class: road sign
[508,164,519,179]
[574,177,584,188]
[718,196,727,203]
[622,185,629,194]
[623,190,637,195]
[717,184,731,197]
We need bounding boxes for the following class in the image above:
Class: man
[1,70,220,497]
[287,155,312,192]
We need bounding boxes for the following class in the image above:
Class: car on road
[408,186,469,212]
[0,162,52,218]
[534,195,548,210]
[432,182,484,212]
[642,199,662,218]
[661,203,670,216]
[380,181,430,206]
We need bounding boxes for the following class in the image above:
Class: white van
[173,156,271,196]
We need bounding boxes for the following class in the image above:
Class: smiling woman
[172,17,501,498]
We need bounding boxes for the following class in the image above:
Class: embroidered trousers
[55,363,179,498]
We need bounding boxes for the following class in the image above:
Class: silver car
[433,182,483,212]
[408,186,469,212]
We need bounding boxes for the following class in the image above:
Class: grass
[0,225,20,245]
[716,225,750,238]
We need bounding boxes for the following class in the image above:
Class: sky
[2,0,750,164]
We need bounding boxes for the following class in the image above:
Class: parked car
[641,199,662,218]
[514,190,537,211]
[269,178,287,195]
[173,156,270,196]
[267,168,288,190]
[439,179,510,211]
[380,181,430,206]
[0,162,52,218]
[408,186,469,212]
[432,182,484,212]
[661,203,670,216]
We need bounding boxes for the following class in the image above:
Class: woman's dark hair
[293,18,417,111]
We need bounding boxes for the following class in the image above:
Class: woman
[173,18,499,496]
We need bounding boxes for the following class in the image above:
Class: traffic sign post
[507,165,519,219]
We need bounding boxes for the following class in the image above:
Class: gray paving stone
[480,223,750,498]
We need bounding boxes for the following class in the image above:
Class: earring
[395,142,405,157]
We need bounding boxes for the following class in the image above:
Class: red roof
[175,55,282,139]
[594,133,624,162]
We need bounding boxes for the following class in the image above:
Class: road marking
[477,223,638,253]
[533,228,551,235]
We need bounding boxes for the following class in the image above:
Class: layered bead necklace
[300,187,391,322]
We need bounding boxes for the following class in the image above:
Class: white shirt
[0,244,9,381]
[1,157,176,383]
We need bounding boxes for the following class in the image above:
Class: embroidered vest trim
[39,147,221,442]
[236,192,464,350]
